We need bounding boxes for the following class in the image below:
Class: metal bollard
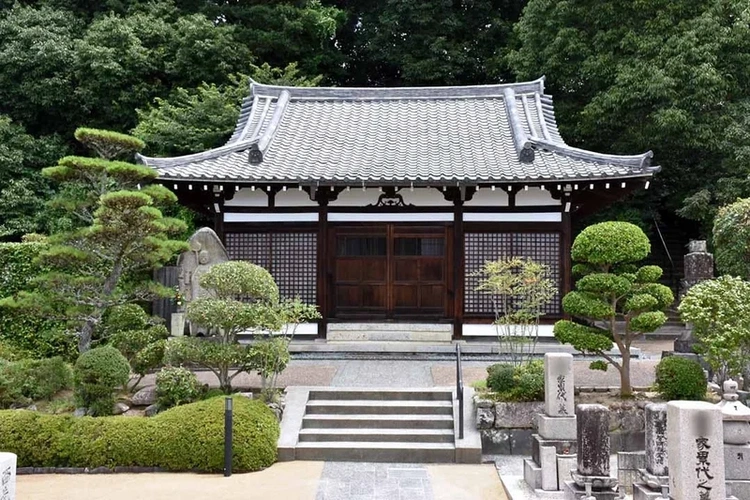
[224,397,233,477]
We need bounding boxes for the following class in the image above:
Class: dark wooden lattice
[464,232,561,315]
[224,232,317,304]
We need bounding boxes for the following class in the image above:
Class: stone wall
[475,396,647,455]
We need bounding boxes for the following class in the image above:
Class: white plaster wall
[515,187,559,206]
[224,188,268,207]
[463,324,555,338]
[275,189,317,207]
[329,189,382,207]
[400,188,453,207]
[465,189,510,207]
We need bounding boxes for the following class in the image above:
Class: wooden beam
[453,200,464,340]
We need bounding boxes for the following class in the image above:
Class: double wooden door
[330,224,450,319]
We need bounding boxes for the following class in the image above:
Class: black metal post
[224,397,233,477]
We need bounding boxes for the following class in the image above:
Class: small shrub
[156,367,200,409]
[486,363,515,393]
[655,356,707,400]
[0,357,73,408]
[74,346,130,416]
[511,360,544,402]
[0,339,21,361]
[0,396,278,472]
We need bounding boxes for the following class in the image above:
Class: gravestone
[675,240,713,353]
[633,403,669,499]
[523,353,577,492]
[667,401,726,500]
[0,452,16,500]
[717,380,750,500]
[563,404,618,499]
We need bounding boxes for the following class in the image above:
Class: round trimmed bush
[0,395,279,472]
[655,356,707,400]
[156,366,200,409]
[571,221,650,266]
[487,363,515,393]
[74,346,130,416]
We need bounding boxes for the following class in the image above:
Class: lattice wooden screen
[464,232,561,315]
[224,232,317,304]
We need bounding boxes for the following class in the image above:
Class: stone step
[294,441,456,463]
[298,428,455,443]
[308,389,453,402]
[327,323,453,342]
[305,399,454,415]
[301,414,455,429]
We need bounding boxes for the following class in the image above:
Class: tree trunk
[620,349,632,397]
[220,365,231,394]
[77,258,125,353]
[79,321,95,353]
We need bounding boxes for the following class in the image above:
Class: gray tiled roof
[137,77,659,185]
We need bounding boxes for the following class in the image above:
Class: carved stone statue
[176,228,229,335]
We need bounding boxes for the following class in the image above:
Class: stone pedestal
[0,452,16,500]
[170,312,186,337]
[667,401,726,500]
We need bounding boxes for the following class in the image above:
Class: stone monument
[717,379,750,499]
[176,227,229,336]
[667,401,727,500]
[523,353,577,492]
[675,240,714,353]
[0,452,16,500]
[633,403,669,499]
[563,404,619,500]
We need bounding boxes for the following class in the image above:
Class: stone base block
[531,434,577,464]
[523,458,541,490]
[557,454,577,491]
[563,480,619,500]
[633,483,664,500]
[538,414,577,441]
[0,452,16,500]
[540,445,558,491]
[725,444,750,480]
[726,480,750,500]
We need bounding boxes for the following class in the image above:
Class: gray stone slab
[277,386,309,461]
[0,452,16,500]
[725,444,750,480]
[576,404,610,477]
[644,403,668,476]
[540,446,558,491]
[667,401,726,500]
[456,387,482,464]
[544,353,574,417]
[562,480,619,500]
[633,482,665,500]
[537,415,576,441]
[495,402,544,429]
[726,480,750,500]
[532,434,577,465]
[331,360,433,388]
[556,454,576,493]
[524,458,542,490]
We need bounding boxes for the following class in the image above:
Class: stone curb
[17,466,167,475]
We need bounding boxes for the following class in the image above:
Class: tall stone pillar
[563,404,619,499]
[523,353,577,492]
[667,401,726,500]
[0,452,16,500]
[675,240,714,353]
[633,403,669,499]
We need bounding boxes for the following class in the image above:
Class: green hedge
[0,396,279,472]
[655,356,707,400]
[0,242,74,359]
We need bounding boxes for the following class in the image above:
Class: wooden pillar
[212,188,225,243]
[453,201,464,340]
[316,194,328,339]
[561,206,572,316]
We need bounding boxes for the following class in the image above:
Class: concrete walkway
[17,462,505,500]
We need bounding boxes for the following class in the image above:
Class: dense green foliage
[155,366,200,409]
[555,222,673,396]
[713,199,750,279]
[509,0,750,232]
[679,276,750,381]
[0,242,75,358]
[74,346,130,416]
[0,396,278,472]
[485,360,544,402]
[655,356,707,401]
[0,357,73,408]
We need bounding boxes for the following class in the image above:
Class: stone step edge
[295,441,455,450]
[302,414,454,420]
[306,400,453,407]
[299,428,454,435]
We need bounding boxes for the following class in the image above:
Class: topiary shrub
[655,356,707,400]
[74,346,130,416]
[0,395,278,472]
[156,366,200,409]
[486,363,516,393]
[1,357,72,405]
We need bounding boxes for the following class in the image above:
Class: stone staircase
[326,323,453,342]
[279,388,481,463]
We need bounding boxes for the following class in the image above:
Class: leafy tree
[474,257,556,366]
[134,64,323,157]
[679,276,750,383]
[713,198,750,280]
[1,128,187,353]
[507,0,750,232]
[554,222,674,397]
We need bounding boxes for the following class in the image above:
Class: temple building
[138,77,659,340]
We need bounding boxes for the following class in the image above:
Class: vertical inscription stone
[576,404,610,477]
[544,353,574,417]
[667,401,726,500]
[0,453,16,500]
[645,403,668,477]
